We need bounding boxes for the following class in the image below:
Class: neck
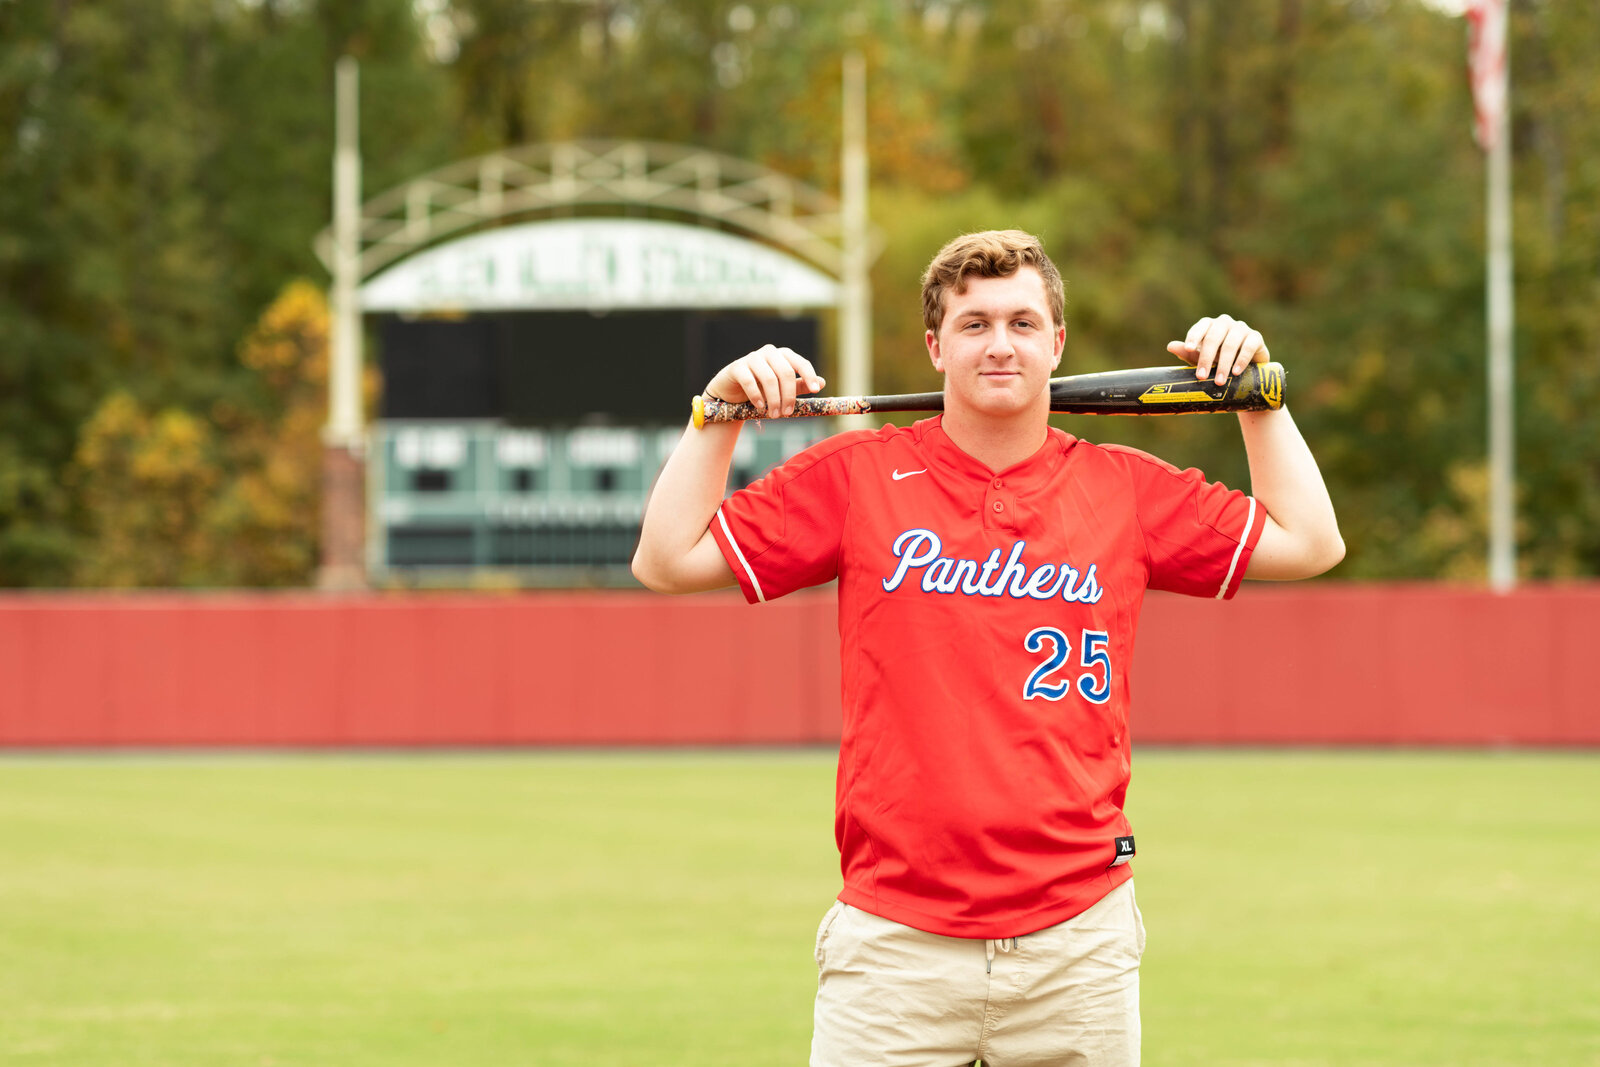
[939,402,1052,472]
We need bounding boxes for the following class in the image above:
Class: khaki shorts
[811,880,1146,1067]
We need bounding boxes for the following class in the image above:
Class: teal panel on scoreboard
[372,420,830,581]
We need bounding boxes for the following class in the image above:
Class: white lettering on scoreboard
[360,218,840,312]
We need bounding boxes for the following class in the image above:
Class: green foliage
[72,393,223,588]
[68,281,359,587]
[0,0,444,586]
[203,281,342,587]
[2,0,1598,584]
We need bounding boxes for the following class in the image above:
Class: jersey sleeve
[1108,445,1266,600]
[708,435,858,604]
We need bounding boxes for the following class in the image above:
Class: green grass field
[1,751,1595,1066]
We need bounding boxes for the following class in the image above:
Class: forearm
[1238,406,1345,579]
[631,418,741,592]
[634,344,822,593]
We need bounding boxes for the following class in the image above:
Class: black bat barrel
[1048,362,1284,415]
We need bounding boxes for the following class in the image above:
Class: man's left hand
[1167,315,1270,386]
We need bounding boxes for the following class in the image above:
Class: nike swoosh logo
[891,468,927,481]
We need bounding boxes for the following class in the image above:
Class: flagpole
[1485,29,1515,592]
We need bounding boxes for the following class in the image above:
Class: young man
[633,230,1343,1066]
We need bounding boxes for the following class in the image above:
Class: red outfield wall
[1,585,1595,747]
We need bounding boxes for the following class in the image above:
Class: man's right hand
[705,345,825,419]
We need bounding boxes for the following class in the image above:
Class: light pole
[319,56,368,590]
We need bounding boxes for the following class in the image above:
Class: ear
[1052,324,1066,370]
[926,328,945,373]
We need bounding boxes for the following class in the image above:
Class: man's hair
[920,230,1065,333]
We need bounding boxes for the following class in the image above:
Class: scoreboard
[370,309,827,584]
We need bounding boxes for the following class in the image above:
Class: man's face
[925,267,1066,419]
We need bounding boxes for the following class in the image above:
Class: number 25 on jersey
[1022,627,1112,704]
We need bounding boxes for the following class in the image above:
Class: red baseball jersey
[710,416,1264,938]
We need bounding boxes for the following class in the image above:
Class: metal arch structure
[313,138,866,283]
[315,58,875,590]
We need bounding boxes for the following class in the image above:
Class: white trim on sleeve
[717,508,766,603]
[1215,496,1257,600]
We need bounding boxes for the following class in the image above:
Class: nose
[987,324,1015,358]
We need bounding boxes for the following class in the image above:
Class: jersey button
[992,501,1004,513]
[993,479,1003,489]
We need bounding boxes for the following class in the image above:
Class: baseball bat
[692,361,1285,428]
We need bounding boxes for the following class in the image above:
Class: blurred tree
[72,394,222,588]
[0,0,225,584]
[446,1,966,190]
[71,281,373,587]
[450,0,589,149]
[1222,0,1600,580]
[207,0,456,330]
[1216,1,1489,577]
[202,281,338,587]
[1506,0,1600,577]
[0,0,447,586]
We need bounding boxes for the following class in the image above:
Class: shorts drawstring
[984,937,1015,974]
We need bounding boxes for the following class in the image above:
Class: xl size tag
[1111,836,1136,867]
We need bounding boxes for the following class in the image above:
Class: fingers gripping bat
[691,362,1285,428]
